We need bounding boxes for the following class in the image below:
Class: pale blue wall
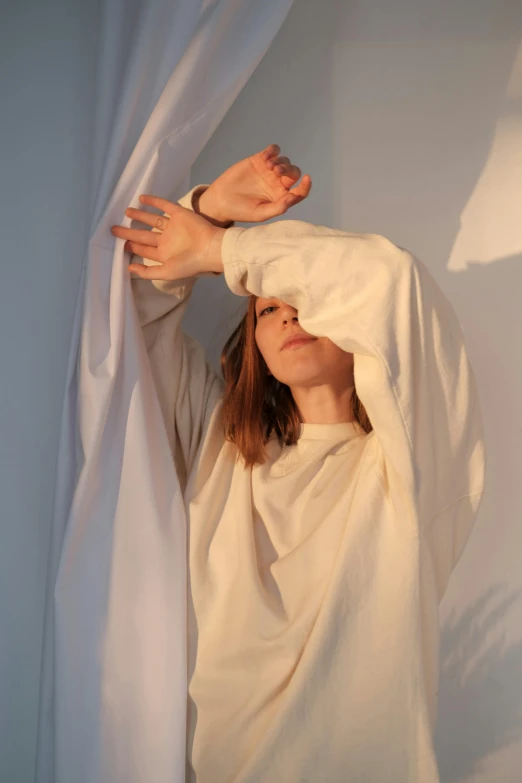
[0,2,101,780]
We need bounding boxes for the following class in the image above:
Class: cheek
[255,324,275,364]
[322,339,355,367]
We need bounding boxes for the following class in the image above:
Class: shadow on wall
[434,584,522,782]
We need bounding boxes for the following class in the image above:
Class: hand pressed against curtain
[110,144,312,281]
[254,296,356,424]
[111,197,226,280]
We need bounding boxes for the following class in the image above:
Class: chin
[273,367,327,388]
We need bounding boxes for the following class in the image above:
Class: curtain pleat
[35,2,294,782]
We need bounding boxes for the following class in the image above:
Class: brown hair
[219,295,373,469]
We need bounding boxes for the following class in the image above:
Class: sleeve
[130,184,226,492]
[220,219,486,564]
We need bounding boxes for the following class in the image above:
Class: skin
[254,297,355,424]
[111,143,355,424]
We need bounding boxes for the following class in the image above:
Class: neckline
[298,421,363,440]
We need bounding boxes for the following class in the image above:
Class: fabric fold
[35,4,295,783]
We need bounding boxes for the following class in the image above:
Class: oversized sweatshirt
[130,185,486,783]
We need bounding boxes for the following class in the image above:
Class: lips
[281,335,317,350]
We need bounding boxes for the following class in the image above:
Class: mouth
[281,337,317,350]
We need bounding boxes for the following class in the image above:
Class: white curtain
[35,2,294,782]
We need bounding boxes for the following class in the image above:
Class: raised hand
[198,143,312,224]
[110,197,225,280]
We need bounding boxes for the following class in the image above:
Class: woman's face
[254,296,354,389]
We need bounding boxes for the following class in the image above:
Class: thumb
[254,196,298,222]
[128,262,168,280]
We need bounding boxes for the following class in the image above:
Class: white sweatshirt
[131,185,486,783]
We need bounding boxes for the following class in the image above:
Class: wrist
[195,187,233,228]
[203,227,226,275]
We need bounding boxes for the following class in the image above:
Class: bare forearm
[194,187,233,228]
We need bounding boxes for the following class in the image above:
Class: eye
[259,306,277,317]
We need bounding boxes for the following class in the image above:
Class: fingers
[266,155,290,170]
[138,194,177,213]
[266,156,295,177]
[124,242,162,260]
[111,197,173,246]
[279,165,302,183]
[288,173,312,200]
[259,145,304,183]
[124,207,170,229]
[265,154,302,183]
[261,143,280,160]
[111,225,160,247]
[255,174,312,221]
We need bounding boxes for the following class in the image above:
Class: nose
[280,305,299,324]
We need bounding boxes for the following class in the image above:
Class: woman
[111,144,486,783]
